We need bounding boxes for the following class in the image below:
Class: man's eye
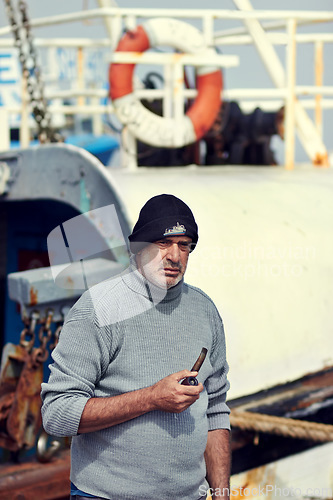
[157,241,168,247]
[179,243,190,251]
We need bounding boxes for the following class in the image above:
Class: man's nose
[166,243,181,262]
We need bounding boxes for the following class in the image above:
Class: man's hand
[150,370,204,413]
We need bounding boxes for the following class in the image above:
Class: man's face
[136,235,193,289]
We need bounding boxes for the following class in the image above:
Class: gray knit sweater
[41,262,230,500]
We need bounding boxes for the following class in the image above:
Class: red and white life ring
[109,18,223,148]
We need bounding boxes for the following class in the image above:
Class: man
[41,194,231,500]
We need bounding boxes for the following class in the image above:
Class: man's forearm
[78,386,155,433]
[204,428,231,499]
[78,369,202,433]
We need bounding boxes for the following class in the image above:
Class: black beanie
[129,194,198,254]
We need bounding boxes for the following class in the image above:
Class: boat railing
[0,7,332,168]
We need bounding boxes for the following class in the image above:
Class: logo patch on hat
[163,222,186,236]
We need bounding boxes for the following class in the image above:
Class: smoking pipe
[181,348,207,386]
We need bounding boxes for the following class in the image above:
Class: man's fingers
[174,369,198,382]
[181,383,204,396]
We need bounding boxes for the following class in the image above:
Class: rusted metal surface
[0,449,70,500]
[0,343,43,452]
[0,344,30,451]
[29,286,38,306]
[313,151,329,167]
[6,351,43,450]
[231,465,277,499]
[0,310,64,455]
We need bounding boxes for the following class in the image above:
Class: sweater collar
[122,256,183,303]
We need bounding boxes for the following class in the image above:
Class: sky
[0,0,332,163]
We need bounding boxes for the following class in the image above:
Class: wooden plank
[0,450,70,500]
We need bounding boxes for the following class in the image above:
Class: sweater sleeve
[205,305,230,431]
[41,292,111,437]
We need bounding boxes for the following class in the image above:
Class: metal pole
[121,126,137,170]
[203,13,214,47]
[92,95,103,136]
[20,71,30,148]
[163,64,173,119]
[77,47,85,107]
[124,15,136,32]
[173,62,184,124]
[0,108,10,151]
[96,0,121,49]
[315,41,324,137]
[285,19,297,171]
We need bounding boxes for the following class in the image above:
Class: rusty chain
[19,309,62,366]
[49,324,62,351]
[4,0,61,142]
[19,310,39,351]
[12,310,64,460]
[33,309,54,365]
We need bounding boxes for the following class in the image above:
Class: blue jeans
[70,495,207,499]
[70,496,108,500]
[70,496,207,500]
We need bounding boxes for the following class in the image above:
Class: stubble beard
[144,259,184,289]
